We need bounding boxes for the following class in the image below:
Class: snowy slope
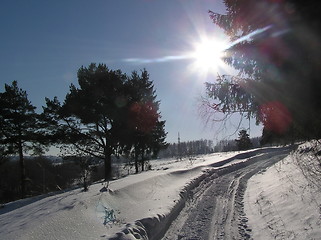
[0,151,239,240]
[245,142,321,240]
[0,144,320,240]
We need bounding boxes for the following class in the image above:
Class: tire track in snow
[162,147,292,240]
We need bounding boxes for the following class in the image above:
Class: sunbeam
[124,55,190,64]
[123,25,276,75]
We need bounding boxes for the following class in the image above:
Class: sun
[190,36,228,75]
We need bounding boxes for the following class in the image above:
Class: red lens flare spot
[128,102,158,133]
[259,101,292,134]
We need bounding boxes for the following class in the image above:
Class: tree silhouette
[202,0,321,140]
[124,70,167,173]
[44,64,167,179]
[0,81,43,198]
[49,63,128,181]
[235,130,252,151]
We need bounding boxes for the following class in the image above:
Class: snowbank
[245,141,321,239]
[1,145,311,240]
[0,151,242,240]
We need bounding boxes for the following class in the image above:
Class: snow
[0,144,320,240]
[0,151,238,240]
[245,142,321,240]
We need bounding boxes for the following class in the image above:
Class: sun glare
[191,37,228,75]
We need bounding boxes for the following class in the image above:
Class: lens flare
[190,36,228,75]
[259,101,292,134]
[122,26,277,76]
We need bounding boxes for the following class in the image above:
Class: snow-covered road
[3,144,319,240]
[162,147,292,240]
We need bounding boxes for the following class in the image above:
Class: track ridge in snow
[0,147,293,240]
[108,147,292,240]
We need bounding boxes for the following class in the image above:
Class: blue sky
[0,0,262,144]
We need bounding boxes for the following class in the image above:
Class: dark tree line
[0,63,167,200]
[201,0,321,144]
[0,155,106,203]
[214,134,261,152]
[159,133,260,158]
[159,139,214,158]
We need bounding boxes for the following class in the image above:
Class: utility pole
[178,132,181,160]
[248,117,251,137]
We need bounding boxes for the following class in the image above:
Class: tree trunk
[134,146,139,174]
[141,152,145,172]
[104,148,112,181]
[18,140,25,199]
[83,174,88,191]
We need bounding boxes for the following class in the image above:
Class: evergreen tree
[0,81,43,198]
[235,130,252,151]
[125,70,167,172]
[203,1,321,140]
[41,96,63,144]
[48,63,128,181]
[44,64,167,178]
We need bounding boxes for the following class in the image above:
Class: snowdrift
[107,147,290,240]
[245,141,321,239]
[1,144,319,240]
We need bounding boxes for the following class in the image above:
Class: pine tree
[235,130,252,151]
[125,70,167,173]
[0,81,42,198]
[204,1,321,140]
[51,63,128,181]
